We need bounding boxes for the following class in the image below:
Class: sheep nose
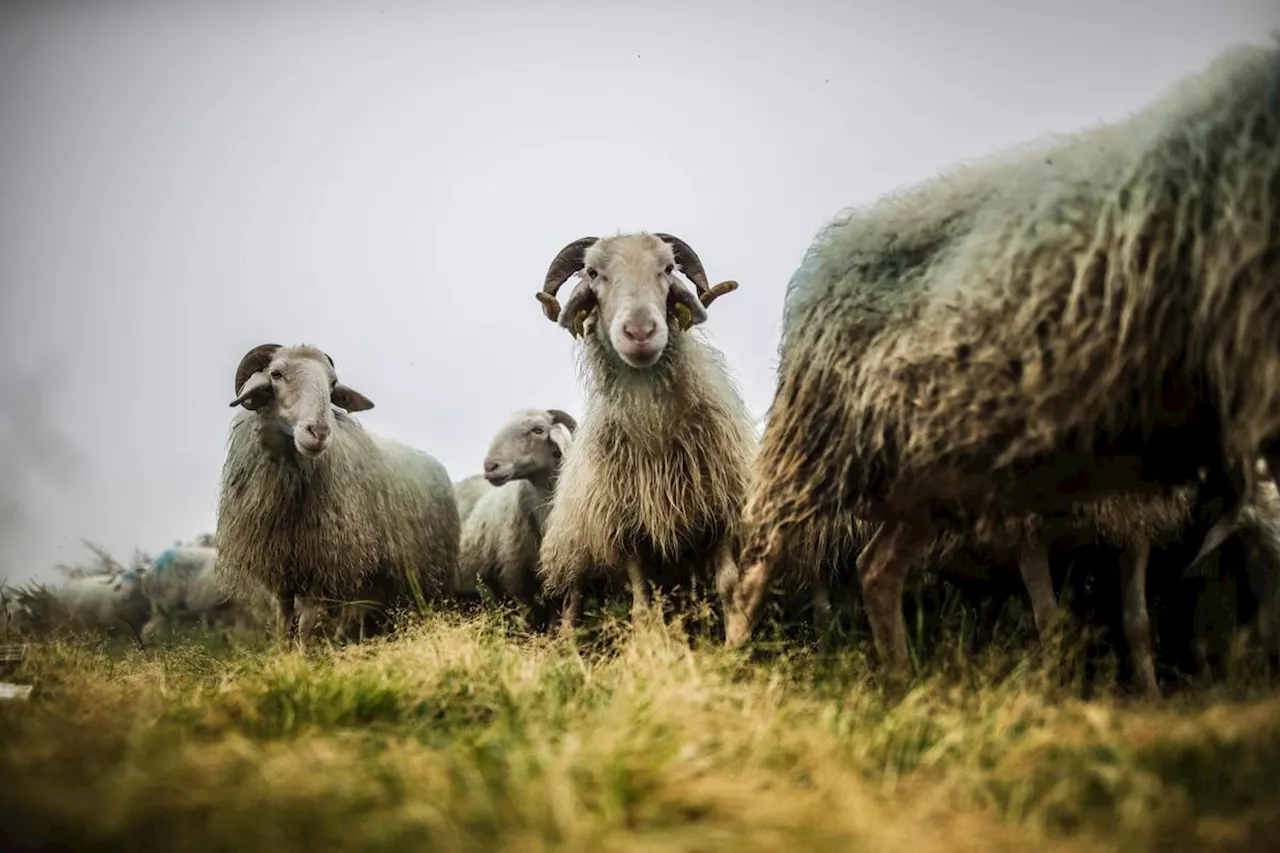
[623,319,657,344]
[307,423,331,442]
[484,460,500,474]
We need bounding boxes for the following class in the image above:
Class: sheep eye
[531,426,546,436]
[586,268,598,280]
[269,369,283,380]
[664,264,674,275]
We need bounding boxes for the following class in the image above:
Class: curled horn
[536,237,598,322]
[547,409,578,432]
[653,232,739,308]
[234,344,282,396]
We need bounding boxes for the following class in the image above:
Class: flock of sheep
[6,40,1280,699]
[1,539,264,645]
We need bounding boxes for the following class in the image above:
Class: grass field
[2,602,1279,853]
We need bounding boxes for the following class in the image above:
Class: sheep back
[454,474,493,526]
[743,40,1280,566]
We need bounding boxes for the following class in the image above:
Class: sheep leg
[277,590,298,640]
[141,613,164,645]
[626,556,652,624]
[559,580,584,636]
[726,529,791,648]
[1017,538,1060,639]
[812,570,834,632]
[1243,559,1280,672]
[1119,538,1160,698]
[707,537,745,640]
[857,519,930,687]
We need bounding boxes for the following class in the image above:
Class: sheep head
[228,343,375,459]
[482,407,577,487]
[535,232,739,368]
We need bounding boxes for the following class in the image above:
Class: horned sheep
[730,40,1280,689]
[456,407,577,628]
[533,232,756,636]
[214,343,460,641]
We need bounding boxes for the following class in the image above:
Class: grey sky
[2,0,1277,583]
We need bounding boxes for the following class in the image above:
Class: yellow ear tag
[672,302,693,331]
[571,310,589,339]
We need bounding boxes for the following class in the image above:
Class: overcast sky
[1,0,1278,583]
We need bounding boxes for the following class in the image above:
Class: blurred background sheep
[456,407,577,630]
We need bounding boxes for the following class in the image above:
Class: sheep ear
[668,284,708,330]
[331,384,375,413]
[229,371,273,410]
[549,423,573,456]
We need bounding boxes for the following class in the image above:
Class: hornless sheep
[140,545,263,640]
[457,407,577,628]
[215,343,460,642]
[27,570,150,645]
[454,474,493,527]
[730,40,1280,687]
[533,232,756,636]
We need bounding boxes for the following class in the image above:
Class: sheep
[456,407,577,628]
[139,545,264,640]
[214,343,461,642]
[532,232,756,636]
[453,474,493,527]
[728,40,1280,688]
[14,570,151,645]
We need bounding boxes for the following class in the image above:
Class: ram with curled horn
[529,231,757,644]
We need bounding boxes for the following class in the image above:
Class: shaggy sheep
[456,407,577,628]
[453,474,493,527]
[533,232,756,636]
[215,343,460,641]
[729,40,1280,687]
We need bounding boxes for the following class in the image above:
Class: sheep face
[228,343,375,459]
[482,408,576,486]
[535,232,740,369]
[587,235,704,368]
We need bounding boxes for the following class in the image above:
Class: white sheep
[39,570,150,645]
[453,474,493,527]
[139,545,265,640]
[532,232,756,637]
[456,407,577,628]
[214,343,461,642]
